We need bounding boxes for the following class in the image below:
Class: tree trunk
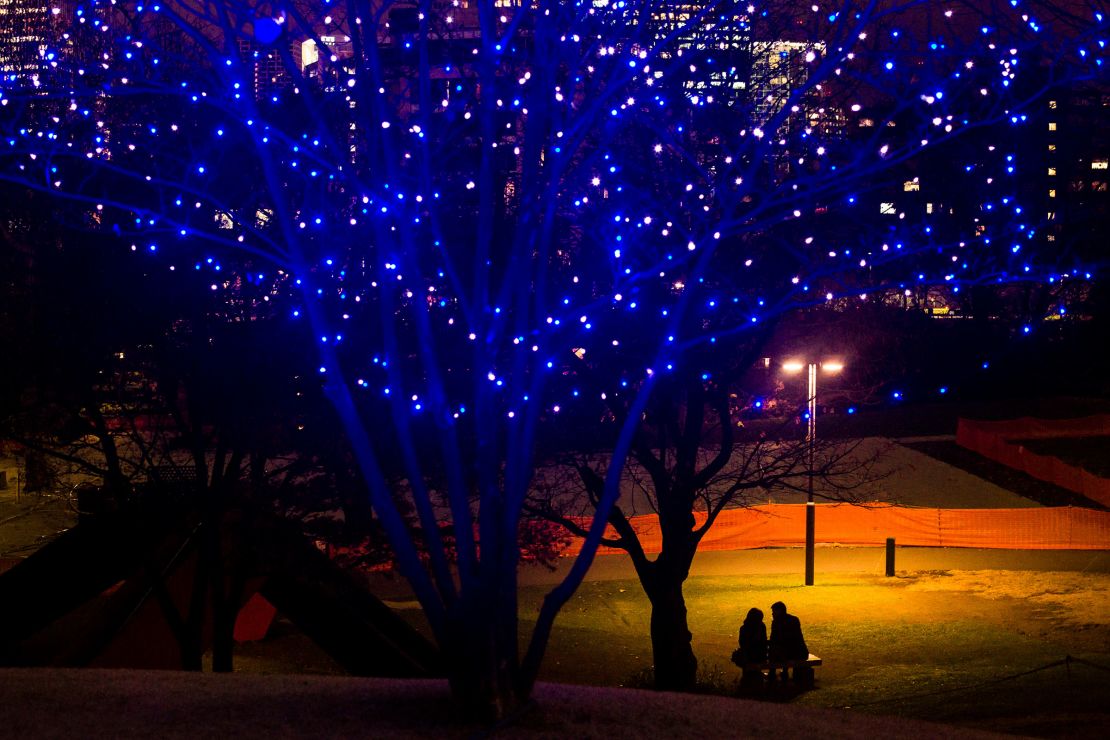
[180,542,208,671]
[210,564,244,673]
[646,572,698,692]
[24,449,52,492]
[210,608,235,672]
[443,593,526,723]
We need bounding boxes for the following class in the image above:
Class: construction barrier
[562,503,1110,556]
[957,416,1110,507]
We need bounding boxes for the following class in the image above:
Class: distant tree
[1,0,1104,719]
[526,300,887,691]
[0,200,317,669]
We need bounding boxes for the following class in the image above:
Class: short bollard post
[885,537,895,577]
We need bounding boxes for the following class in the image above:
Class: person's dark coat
[738,618,767,665]
[769,612,808,662]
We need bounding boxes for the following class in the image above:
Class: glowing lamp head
[782,360,805,374]
[821,361,845,373]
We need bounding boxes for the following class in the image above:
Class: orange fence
[562,503,1110,556]
[957,416,1110,507]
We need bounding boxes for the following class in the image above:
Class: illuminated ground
[512,556,1110,737]
[362,550,1110,737]
[0,489,74,561]
[4,443,1109,736]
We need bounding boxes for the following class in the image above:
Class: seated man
[768,601,810,683]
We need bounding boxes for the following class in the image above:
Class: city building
[0,0,52,87]
[1042,85,1110,266]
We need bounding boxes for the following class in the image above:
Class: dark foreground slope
[0,668,1008,739]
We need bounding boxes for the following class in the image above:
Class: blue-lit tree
[2,0,1104,719]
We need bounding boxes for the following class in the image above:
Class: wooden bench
[765,654,821,686]
[776,653,822,669]
[738,654,822,688]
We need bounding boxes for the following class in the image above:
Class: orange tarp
[561,503,1110,556]
[233,591,278,642]
[956,416,1110,507]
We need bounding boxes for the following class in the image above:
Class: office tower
[0,0,52,87]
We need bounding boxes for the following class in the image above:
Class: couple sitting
[736,601,811,686]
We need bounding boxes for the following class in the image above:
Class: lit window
[1048,100,1057,109]
[1093,159,1109,170]
[903,179,920,192]
[1048,144,1057,152]
[1048,189,1057,198]
[1048,167,1056,176]
[859,118,874,127]
[1047,212,1056,220]
[926,202,934,214]
[879,202,896,214]
[1048,122,1057,131]
[1047,234,1056,242]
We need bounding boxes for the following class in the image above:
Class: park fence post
[885,538,895,577]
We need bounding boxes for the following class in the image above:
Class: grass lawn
[519,569,1110,737]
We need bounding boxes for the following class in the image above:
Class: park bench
[736,653,823,688]
[735,653,823,672]
[763,654,822,687]
[766,653,822,671]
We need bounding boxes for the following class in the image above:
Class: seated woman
[737,607,768,685]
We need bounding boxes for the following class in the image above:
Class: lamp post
[783,359,843,586]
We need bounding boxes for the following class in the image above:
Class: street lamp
[783,359,844,586]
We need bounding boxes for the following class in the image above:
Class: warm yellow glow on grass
[515,567,1110,729]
